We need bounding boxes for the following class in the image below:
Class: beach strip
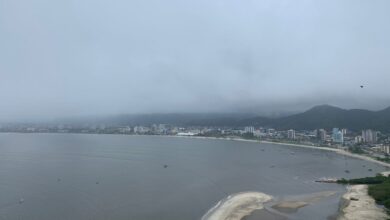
[201,192,272,220]
[337,185,388,220]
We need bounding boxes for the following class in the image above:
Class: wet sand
[242,209,287,220]
[203,190,339,220]
[272,191,338,213]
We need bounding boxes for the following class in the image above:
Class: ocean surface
[0,133,387,220]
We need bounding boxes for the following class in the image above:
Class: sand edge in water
[201,192,272,220]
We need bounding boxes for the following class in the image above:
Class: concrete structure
[244,126,255,134]
[319,129,327,141]
[380,145,390,154]
[362,129,378,143]
[253,130,262,138]
[332,128,344,143]
[133,126,150,134]
[287,129,296,139]
[355,135,363,144]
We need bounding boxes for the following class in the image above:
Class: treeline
[337,174,388,184]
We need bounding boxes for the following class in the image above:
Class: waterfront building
[332,128,344,143]
[267,128,275,134]
[287,129,296,139]
[380,145,390,154]
[319,129,327,141]
[362,129,378,143]
[253,130,262,138]
[355,135,363,144]
[244,126,255,134]
[133,126,150,134]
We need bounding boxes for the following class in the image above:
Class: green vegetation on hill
[247,105,390,132]
[71,105,390,132]
[338,174,390,210]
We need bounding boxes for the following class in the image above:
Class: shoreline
[169,135,390,168]
[2,132,389,168]
[171,135,390,219]
[2,132,389,219]
[174,135,390,220]
[0,132,390,168]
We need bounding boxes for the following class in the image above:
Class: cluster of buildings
[1,122,389,156]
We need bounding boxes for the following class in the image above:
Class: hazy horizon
[1,0,390,121]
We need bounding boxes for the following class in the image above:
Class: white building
[380,145,390,154]
[287,129,296,139]
[355,135,363,144]
[362,129,378,143]
[244,126,255,134]
[119,126,131,133]
[253,130,262,138]
[319,129,327,141]
[267,129,275,134]
[133,126,149,134]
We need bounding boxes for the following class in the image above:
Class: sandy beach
[272,191,338,214]
[337,185,388,220]
[201,192,272,220]
[337,171,390,220]
[170,135,390,219]
[259,140,390,168]
[202,190,341,220]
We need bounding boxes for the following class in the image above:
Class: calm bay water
[0,133,387,220]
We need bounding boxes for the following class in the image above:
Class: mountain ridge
[36,105,390,132]
[241,105,390,132]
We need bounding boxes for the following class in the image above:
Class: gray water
[0,133,387,220]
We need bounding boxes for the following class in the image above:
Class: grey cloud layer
[1,0,390,120]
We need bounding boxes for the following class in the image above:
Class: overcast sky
[1,0,390,120]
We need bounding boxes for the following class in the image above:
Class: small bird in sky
[360,85,364,88]
[163,165,168,168]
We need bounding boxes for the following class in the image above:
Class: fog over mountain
[1,0,390,121]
